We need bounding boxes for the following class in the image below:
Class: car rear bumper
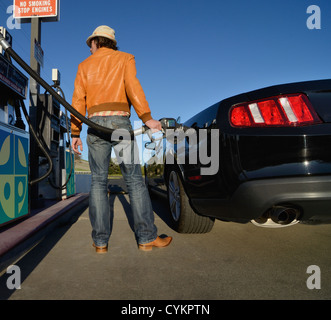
[191,175,331,223]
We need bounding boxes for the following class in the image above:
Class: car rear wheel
[167,169,214,233]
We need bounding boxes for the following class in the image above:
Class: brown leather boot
[93,243,108,253]
[138,236,172,251]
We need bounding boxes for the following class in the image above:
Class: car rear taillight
[230,93,322,127]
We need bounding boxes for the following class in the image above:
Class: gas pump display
[0,126,29,225]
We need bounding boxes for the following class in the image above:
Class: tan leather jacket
[71,47,152,136]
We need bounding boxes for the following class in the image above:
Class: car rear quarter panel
[216,79,331,186]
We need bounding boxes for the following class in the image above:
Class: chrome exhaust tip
[270,207,299,225]
[251,206,301,228]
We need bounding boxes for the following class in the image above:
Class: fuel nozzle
[0,31,11,52]
[159,117,189,132]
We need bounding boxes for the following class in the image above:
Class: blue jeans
[86,116,157,246]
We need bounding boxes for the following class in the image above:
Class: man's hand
[145,119,162,133]
[72,137,83,155]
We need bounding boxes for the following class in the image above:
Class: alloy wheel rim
[168,171,181,221]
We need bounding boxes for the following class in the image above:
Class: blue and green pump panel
[0,125,29,226]
[65,150,75,197]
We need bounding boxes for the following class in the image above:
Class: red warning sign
[13,0,59,19]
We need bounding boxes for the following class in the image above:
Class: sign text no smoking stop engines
[13,0,59,19]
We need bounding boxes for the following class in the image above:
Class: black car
[144,79,331,233]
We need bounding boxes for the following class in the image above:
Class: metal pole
[29,18,42,208]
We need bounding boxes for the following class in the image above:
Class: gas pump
[0,28,75,226]
[51,68,75,200]
[37,69,75,200]
[0,28,29,226]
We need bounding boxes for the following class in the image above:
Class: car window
[184,102,220,128]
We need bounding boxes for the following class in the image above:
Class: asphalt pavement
[0,178,331,301]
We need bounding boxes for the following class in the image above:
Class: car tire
[167,169,214,233]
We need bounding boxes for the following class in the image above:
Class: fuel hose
[19,99,53,185]
[0,35,134,137]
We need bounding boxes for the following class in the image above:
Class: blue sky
[1,0,331,160]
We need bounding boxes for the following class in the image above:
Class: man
[71,25,172,253]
